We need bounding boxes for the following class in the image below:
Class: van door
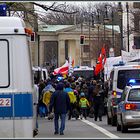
[0,39,14,137]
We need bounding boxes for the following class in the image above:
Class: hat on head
[80,92,85,97]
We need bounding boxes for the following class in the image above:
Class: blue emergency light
[0,4,7,16]
[129,79,136,84]
[57,76,63,81]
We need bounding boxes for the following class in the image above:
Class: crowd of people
[35,74,108,135]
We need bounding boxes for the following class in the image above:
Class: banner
[121,50,140,62]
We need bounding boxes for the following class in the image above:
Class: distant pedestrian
[79,92,90,119]
[49,82,70,135]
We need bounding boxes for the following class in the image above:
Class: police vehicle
[33,66,49,83]
[72,66,94,79]
[0,17,37,138]
[117,79,140,133]
[107,64,140,126]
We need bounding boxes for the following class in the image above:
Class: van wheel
[121,116,128,133]
[117,121,121,131]
[111,116,117,126]
[33,129,38,137]
[107,115,111,125]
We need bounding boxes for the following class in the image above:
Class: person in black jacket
[49,82,70,135]
[93,83,104,121]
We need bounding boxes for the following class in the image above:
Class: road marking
[81,119,120,139]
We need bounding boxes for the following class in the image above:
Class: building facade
[34,23,120,68]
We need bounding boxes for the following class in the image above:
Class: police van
[33,66,49,83]
[0,17,37,137]
[107,64,140,126]
[72,66,94,79]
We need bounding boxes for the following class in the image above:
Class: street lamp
[118,2,123,53]
[82,12,96,66]
[104,5,110,42]
[96,9,101,57]
[126,2,130,52]
[105,4,115,56]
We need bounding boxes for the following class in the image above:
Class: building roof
[38,24,120,33]
[38,25,74,32]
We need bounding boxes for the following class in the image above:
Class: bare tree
[41,2,120,25]
[1,2,78,27]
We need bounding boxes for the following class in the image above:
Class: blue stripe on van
[0,94,13,117]
[0,93,33,118]
[14,93,33,117]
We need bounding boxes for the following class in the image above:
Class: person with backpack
[42,84,55,119]
[79,92,90,120]
[64,82,77,120]
[49,82,70,135]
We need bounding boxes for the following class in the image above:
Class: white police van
[0,17,37,138]
[72,66,94,79]
[33,66,49,83]
[107,64,140,126]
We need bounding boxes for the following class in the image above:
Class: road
[35,115,140,139]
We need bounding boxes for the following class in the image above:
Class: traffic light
[0,4,7,16]
[30,32,35,42]
[80,35,85,45]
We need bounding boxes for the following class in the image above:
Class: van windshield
[72,70,93,79]
[117,70,140,90]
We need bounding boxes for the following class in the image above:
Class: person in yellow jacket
[79,92,90,120]
[42,85,55,118]
[64,82,77,120]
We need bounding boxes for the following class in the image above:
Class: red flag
[94,44,106,76]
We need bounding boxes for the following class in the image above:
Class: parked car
[107,64,140,126]
[117,80,140,133]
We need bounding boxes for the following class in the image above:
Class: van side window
[109,70,114,90]
[0,40,10,87]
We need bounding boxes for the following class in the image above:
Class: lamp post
[97,9,101,57]
[104,5,109,42]
[105,4,115,57]
[83,12,95,66]
[118,2,123,53]
[38,34,40,67]
[88,13,91,66]
[126,2,129,52]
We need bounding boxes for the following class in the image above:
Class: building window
[134,36,140,49]
[134,14,140,32]
[65,40,68,59]
[83,45,90,52]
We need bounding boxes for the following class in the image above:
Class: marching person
[64,82,77,120]
[93,83,104,121]
[49,82,70,135]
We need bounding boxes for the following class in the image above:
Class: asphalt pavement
[35,115,140,139]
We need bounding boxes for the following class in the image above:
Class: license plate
[0,98,11,107]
